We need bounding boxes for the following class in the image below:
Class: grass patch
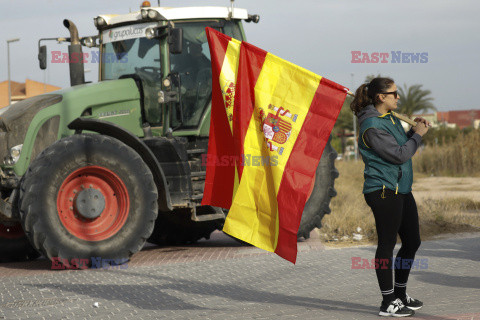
[413,129,480,177]
[319,161,375,244]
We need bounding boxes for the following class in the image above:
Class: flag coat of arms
[202,28,347,263]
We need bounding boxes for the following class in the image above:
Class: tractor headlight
[148,9,159,19]
[162,78,171,88]
[145,28,156,39]
[95,17,106,27]
[246,14,260,23]
[10,144,22,163]
[4,144,22,165]
[84,37,94,48]
[141,9,149,19]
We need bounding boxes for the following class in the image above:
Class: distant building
[436,110,480,129]
[0,79,61,110]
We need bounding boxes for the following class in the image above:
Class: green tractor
[0,3,338,265]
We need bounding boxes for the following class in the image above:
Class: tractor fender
[68,117,172,211]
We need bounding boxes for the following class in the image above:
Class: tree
[335,95,353,131]
[397,84,436,117]
[332,95,354,155]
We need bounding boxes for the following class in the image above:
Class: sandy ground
[413,176,480,202]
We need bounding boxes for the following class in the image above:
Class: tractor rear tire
[0,222,40,263]
[297,136,338,239]
[19,134,158,267]
[148,206,222,245]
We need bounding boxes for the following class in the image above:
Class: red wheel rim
[0,222,25,240]
[57,166,130,241]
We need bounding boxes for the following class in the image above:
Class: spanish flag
[201,28,241,209]
[202,28,347,263]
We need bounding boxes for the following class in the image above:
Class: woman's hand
[412,122,429,136]
[413,117,431,127]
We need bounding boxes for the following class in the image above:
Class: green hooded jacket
[357,105,422,194]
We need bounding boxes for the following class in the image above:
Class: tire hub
[74,188,106,219]
[57,166,130,241]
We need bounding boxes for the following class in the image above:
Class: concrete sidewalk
[0,232,479,319]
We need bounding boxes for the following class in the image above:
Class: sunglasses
[383,91,399,99]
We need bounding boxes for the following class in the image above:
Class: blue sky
[0,0,479,111]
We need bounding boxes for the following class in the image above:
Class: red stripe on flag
[202,28,236,208]
[274,77,346,263]
[233,42,267,179]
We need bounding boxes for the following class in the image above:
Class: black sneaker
[379,298,415,317]
[401,293,423,310]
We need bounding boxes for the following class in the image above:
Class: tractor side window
[223,20,243,40]
[170,22,212,128]
[170,20,244,129]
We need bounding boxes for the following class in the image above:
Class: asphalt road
[0,231,479,320]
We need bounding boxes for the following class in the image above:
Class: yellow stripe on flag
[219,38,241,133]
[218,38,241,200]
[223,52,322,252]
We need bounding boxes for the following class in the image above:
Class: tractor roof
[98,6,249,26]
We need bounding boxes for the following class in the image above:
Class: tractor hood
[0,78,141,167]
[0,94,62,165]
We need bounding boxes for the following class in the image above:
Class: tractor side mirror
[169,28,183,54]
[38,45,47,70]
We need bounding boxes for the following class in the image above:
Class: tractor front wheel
[19,134,158,267]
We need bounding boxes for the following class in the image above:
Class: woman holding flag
[350,77,429,317]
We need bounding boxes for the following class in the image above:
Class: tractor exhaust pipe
[63,19,85,86]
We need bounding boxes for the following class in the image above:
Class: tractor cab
[56,4,256,134]
[99,16,244,130]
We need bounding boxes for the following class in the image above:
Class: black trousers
[364,189,421,297]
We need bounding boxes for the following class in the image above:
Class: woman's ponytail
[350,77,394,115]
[350,84,371,115]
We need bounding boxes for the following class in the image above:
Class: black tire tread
[18,134,158,265]
[297,136,338,239]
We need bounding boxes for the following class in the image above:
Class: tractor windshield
[101,37,160,81]
[100,23,163,124]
